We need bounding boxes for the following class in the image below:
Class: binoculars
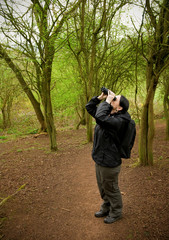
[101,87,117,101]
[101,87,109,95]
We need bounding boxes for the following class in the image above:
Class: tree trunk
[139,92,155,166]
[86,76,93,142]
[164,89,169,140]
[1,106,7,129]
[42,85,57,151]
[139,103,148,165]
[6,98,12,128]
[76,98,86,130]
[147,91,155,165]
[86,111,93,142]
[163,73,169,140]
[139,66,157,166]
[41,44,57,151]
[1,99,11,129]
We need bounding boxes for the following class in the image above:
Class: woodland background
[0,0,169,166]
[0,1,169,239]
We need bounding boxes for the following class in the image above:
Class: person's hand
[106,90,116,104]
[97,92,107,101]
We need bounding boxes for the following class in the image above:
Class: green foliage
[0,59,23,129]
[51,47,81,126]
[0,136,7,140]
[0,103,39,140]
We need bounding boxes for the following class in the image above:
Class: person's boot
[94,210,109,218]
[104,215,122,224]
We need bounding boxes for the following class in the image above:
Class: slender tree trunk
[139,94,155,166]
[86,110,93,142]
[165,112,169,140]
[139,103,148,165]
[147,90,155,165]
[76,96,86,130]
[41,43,57,151]
[163,73,169,140]
[164,88,169,140]
[6,98,12,128]
[86,54,95,142]
[85,81,93,142]
[41,80,57,151]
[1,106,7,129]
[1,99,11,129]
[139,65,158,166]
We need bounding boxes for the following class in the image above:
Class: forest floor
[0,120,169,240]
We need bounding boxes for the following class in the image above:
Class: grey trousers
[95,163,123,218]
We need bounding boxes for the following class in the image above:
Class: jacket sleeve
[85,96,101,118]
[95,101,122,131]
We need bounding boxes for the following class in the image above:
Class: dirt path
[0,122,169,240]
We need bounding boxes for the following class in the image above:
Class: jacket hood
[112,111,131,121]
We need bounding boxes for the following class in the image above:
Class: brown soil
[0,121,169,240]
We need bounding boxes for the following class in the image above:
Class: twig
[0,184,27,207]
[61,207,71,212]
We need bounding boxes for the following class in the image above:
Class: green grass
[0,136,7,140]
[0,113,40,142]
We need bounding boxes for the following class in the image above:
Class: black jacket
[86,96,131,168]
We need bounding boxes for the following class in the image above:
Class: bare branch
[146,0,157,30]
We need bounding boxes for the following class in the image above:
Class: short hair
[120,95,129,113]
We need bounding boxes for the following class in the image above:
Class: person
[85,89,130,224]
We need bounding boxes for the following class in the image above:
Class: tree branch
[146,0,157,30]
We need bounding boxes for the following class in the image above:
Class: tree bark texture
[1,98,12,129]
[41,43,57,151]
[163,77,169,140]
[139,61,158,166]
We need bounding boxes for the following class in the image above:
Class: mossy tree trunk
[163,75,169,140]
[2,104,8,129]
[1,97,13,129]
[86,110,93,142]
[41,40,57,151]
[139,70,157,166]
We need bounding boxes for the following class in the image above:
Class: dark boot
[95,210,109,218]
[104,215,122,224]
